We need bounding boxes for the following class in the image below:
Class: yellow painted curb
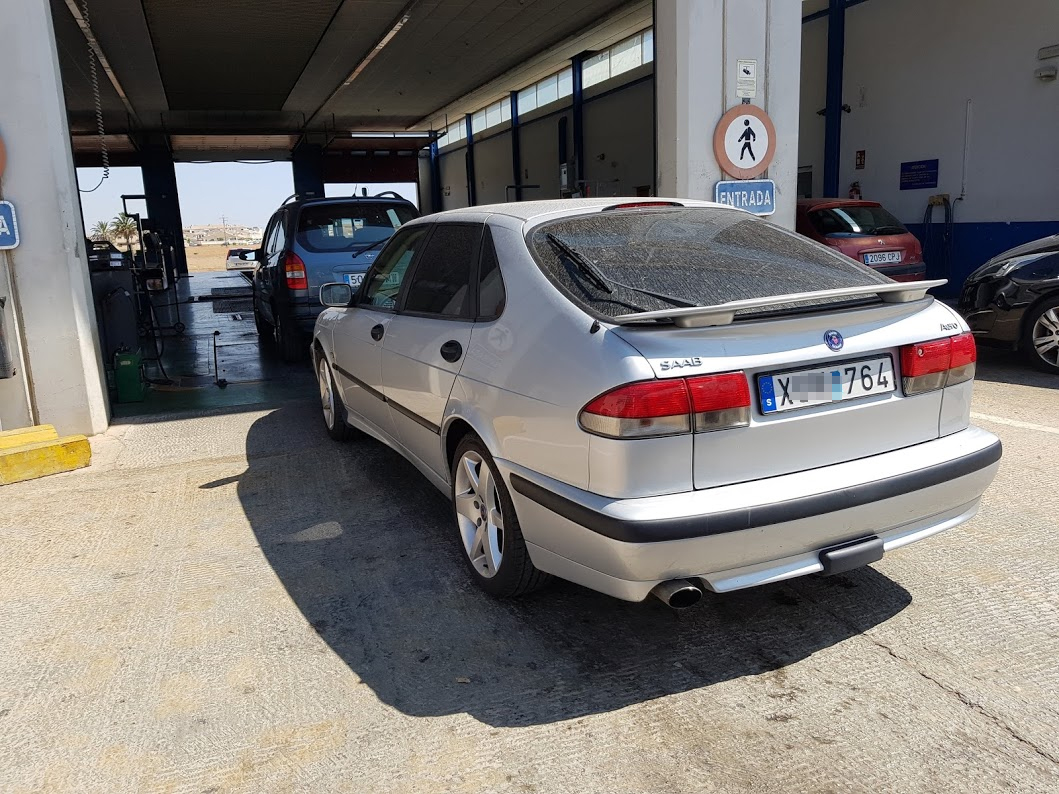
[0,435,91,485]
[0,424,58,450]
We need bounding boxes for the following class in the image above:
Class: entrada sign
[715,179,776,216]
[0,201,20,250]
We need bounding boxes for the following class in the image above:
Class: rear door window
[296,202,418,254]
[402,224,480,319]
[528,207,891,320]
[476,227,506,320]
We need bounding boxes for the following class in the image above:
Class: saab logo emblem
[824,330,844,351]
[659,357,702,372]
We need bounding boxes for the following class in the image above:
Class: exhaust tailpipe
[650,579,703,609]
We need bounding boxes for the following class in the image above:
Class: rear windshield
[296,202,418,254]
[808,205,907,237]
[528,207,891,320]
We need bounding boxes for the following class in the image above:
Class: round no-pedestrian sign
[713,104,776,180]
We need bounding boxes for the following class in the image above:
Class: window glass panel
[537,73,558,105]
[642,28,654,63]
[471,110,487,134]
[557,67,573,98]
[403,224,478,318]
[500,98,512,122]
[296,202,416,254]
[451,123,465,142]
[517,85,537,114]
[477,227,506,320]
[361,226,429,310]
[610,34,642,76]
[527,208,891,320]
[486,101,502,129]
[582,51,610,88]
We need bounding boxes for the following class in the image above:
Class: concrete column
[655,0,802,229]
[292,142,325,200]
[140,143,188,277]
[0,0,108,435]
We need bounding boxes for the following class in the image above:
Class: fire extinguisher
[849,181,862,200]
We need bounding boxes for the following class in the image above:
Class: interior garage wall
[473,130,513,205]
[438,146,470,211]
[583,73,655,197]
[799,0,1059,286]
[519,109,572,201]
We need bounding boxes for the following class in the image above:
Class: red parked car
[796,199,925,282]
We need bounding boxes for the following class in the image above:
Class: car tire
[317,357,358,442]
[1020,296,1059,374]
[274,310,303,363]
[253,304,270,339]
[450,435,550,598]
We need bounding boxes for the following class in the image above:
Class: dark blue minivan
[249,193,419,360]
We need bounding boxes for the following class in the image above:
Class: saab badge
[824,330,844,351]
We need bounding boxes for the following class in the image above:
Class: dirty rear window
[296,202,417,254]
[527,207,891,320]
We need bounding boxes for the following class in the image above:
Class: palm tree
[90,220,111,241]
[110,213,139,253]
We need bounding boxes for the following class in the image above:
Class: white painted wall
[439,147,470,211]
[0,0,109,435]
[474,131,513,205]
[520,109,572,200]
[655,0,802,229]
[583,74,655,196]
[799,0,1059,225]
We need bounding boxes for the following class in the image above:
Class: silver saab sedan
[310,199,1001,608]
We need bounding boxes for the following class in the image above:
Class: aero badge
[824,330,844,351]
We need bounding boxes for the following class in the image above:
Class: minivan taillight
[900,332,976,395]
[284,252,308,290]
[579,372,750,439]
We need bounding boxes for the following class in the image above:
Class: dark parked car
[248,193,419,360]
[796,199,925,282]
[958,234,1059,374]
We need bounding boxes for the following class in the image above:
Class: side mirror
[239,249,258,262]
[320,282,354,308]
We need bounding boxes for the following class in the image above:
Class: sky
[76,162,419,234]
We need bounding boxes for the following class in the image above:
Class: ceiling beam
[61,0,137,121]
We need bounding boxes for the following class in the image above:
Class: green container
[114,350,147,403]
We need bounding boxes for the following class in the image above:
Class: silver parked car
[311,199,1001,608]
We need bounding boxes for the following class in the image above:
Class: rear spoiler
[610,280,947,328]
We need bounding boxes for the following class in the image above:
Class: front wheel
[451,436,550,598]
[1021,297,1059,374]
[318,357,357,441]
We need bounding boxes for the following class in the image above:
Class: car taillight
[579,372,750,439]
[900,332,976,395]
[686,372,751,432]
[284,252,308,290]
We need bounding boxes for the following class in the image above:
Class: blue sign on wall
[900,159,939,190]
[0,201,18,250]
[714,179,776,215]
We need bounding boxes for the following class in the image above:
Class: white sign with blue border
[0,201,19,250]
[714,179,776,216]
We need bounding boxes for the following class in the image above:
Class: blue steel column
[510,90,523,201]
[429,140,443,213]
[571,54,585,193]
[465,114,477,206]
[823,0,846,197]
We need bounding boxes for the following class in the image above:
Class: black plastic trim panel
[332,363,440,435]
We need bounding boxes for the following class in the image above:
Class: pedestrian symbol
[713,104,777,180]
[738,120,757,162]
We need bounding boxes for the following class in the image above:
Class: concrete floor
[1,348,1058,792]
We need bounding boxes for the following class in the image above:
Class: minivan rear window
[808,205,907,237]
[528,207,890,320]
[296,202,418,254]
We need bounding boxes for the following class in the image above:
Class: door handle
[370,324,385,341]
[440,340,463,363]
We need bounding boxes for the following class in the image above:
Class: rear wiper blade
[352,238,388,259]
[544,233,697,309]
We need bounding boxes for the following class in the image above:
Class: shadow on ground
[974,347,1058,389]
[235,402,911,728]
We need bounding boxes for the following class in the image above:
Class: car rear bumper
[500,426,1001,601]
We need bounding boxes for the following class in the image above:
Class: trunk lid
[612,298,956,489]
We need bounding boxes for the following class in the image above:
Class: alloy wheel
[1032,308,1059,367]
[453,450,505,578]
[318,359,335,429]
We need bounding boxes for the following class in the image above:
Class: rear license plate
[345,273,365,288]
[864,251,902,265]
[758,356,895,414]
